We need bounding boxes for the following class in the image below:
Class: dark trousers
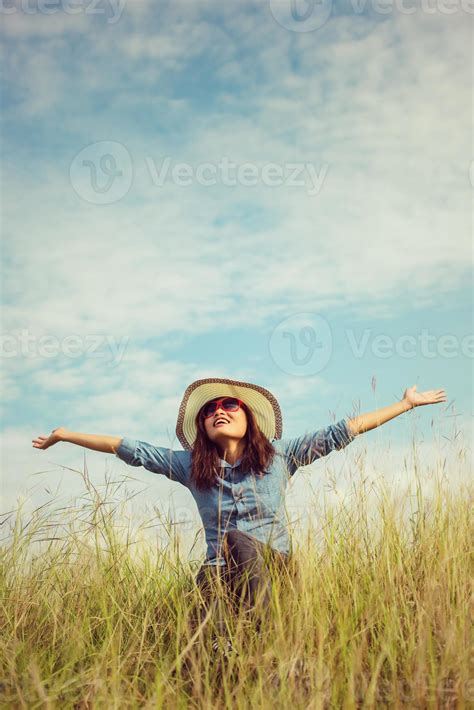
[193,529,292,638]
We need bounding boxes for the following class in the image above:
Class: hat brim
[176,378,282,450]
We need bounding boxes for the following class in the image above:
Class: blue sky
[1,1,472,535]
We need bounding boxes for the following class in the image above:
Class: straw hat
[175,377,283,450]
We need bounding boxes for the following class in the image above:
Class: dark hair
[189,401,276,490]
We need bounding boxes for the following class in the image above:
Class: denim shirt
[115,418,356,566]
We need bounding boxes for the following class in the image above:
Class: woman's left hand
[403,384,447,408]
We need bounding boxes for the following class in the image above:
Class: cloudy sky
[1,0,472,557]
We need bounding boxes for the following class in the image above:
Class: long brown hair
[190,401,276,490]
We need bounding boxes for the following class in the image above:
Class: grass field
[1,454,472,708]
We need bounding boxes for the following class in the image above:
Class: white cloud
[4,11,470,333]
[118,20,235,63]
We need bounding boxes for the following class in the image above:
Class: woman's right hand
[32,427,67,450]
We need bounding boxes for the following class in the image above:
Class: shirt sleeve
[278,417,356,477]
[114,437,189,487]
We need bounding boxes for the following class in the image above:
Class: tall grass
[1,456,472,708]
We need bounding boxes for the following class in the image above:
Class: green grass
[1,461,472,708]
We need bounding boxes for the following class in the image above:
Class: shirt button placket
[233,484,245,522]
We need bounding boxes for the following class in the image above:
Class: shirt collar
[220,458,242,469]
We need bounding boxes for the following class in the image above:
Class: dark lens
[222,398,239,411]
[202,401,217,417]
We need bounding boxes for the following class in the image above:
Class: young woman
[32,377,446,655]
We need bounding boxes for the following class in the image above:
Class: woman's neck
[217,439,245,465]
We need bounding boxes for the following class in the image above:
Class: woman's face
[202,398,248,445]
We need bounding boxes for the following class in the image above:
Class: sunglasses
[201,397,244,419]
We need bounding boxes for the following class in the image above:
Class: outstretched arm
[32,427,189,485]
[32,427,122,454]
[346,385,447,436]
